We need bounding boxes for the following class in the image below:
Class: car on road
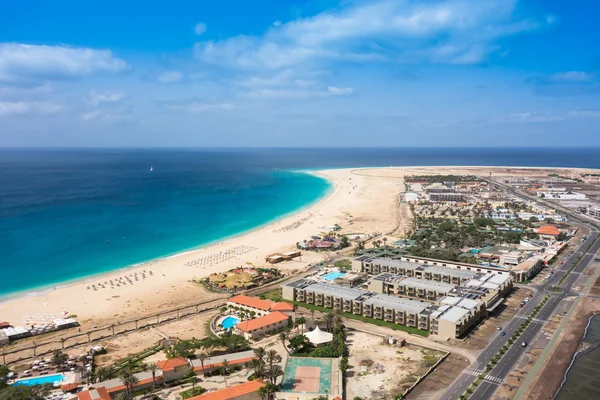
[497,326,502,331]
[500,331,506,336]
[522,342,527,347]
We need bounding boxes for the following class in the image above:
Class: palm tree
[295,317,306,335]
[382,237,388,247]
[267,364,284,385]
[310,309,315,324]
[279,332,289,354]
[114,393,132,400]
[120,370,139,395]
[197,351,209,376]
[221,359,230,387]
[324,313,335,332]
[245,358,266,380]
[333,309,343,325]
[147,362,158,389]
[265,349,282,372]
[253,347,266,363]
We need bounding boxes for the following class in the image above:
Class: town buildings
[189,380,266,400]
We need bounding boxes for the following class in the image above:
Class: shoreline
[2,164,598,332]
[0,170,336,305]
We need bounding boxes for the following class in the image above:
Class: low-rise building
[192,350,256,375]
[235,311,290,341]
[512,259,544,282]
[588,207,600,218]
[77,387,111,400]
[227,295,294,316]
[428,193,465,202]
[281,279,479,340]
[189,380,266,400]
[156,357,191,382]
[367,273,455,301]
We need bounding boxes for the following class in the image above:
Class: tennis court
[280,357,333,393]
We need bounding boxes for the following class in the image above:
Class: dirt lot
[523,298,600,400]
[11,310,219,370]
[346,331,445,400]
[452,287,534,351]
[406,353,470,400]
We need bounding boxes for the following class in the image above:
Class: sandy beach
[0,165,593,332]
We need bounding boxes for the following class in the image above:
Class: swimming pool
[322,271,346,281]
[13,373,66,386]
[221,316,240,330]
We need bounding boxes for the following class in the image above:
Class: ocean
[1,147,599,297]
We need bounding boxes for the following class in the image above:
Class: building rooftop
[439,296,482,310]
[235,311,289,332]
[189,380,266,400]
[537,225,561,236]
[228,295,274,311]
[157,357,189,372]
[438,306,471,323]
[302,282,366,301]
[77,387,111,400]
[363,293,431,315]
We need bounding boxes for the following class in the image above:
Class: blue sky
[1,0,599,147]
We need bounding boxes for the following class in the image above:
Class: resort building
[588,207,600,218]
[428,193,465,202]
[366,273,455,301]
[234,311,290,341]
[537,225,561,241]
[77,387,111,400]
[192,350,256,375]
[227,295,294,317]
[512,259,544,282]
[156,357,191,382]
[352,254,518,282]
[281,279,479,340]
[189,380,266,400]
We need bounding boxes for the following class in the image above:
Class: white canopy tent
[305,325,333,345]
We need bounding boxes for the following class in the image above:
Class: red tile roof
[537,225,561,236]
[236,311,289,333]
[189,380,265,400]
[228,295,273,311]
[77,387,111,400]
[271,302,294,312]
[157,357,189,371]
[60,383,79,392]
[107,376,162,394]
[194,356,256,373]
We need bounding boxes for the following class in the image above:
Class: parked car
[500,331,506,336]
[522,342,527,347]
[497,326,502,331]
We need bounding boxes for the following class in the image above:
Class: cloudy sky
[1,0,599,147]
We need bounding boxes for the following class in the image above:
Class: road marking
[485,374,504,384]
[464,368,483,377]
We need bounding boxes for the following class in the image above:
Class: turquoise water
[322,271,346,281]
[221,316,240,330]
[3,147,600,297]
[13,373,65,386]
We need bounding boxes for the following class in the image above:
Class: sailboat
[150,166,153,172]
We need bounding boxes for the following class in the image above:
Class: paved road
[444,226,600,400]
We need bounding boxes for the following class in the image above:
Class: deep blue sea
[1,147,599,297]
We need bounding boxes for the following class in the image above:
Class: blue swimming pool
[13,373,66,386]
[322,271,346,281]
[221,316,240,330]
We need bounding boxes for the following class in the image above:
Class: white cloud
[194,22,207,35]
[240,86,354,100]
[273,21,282,27]
[327,86,354,95]
[567,109,600,118]
[551,71,594,82]
[0,100,63,116]
[157,71,184,84]
[89,91,127,106]
[0,43,129,84]
[508,112,563,123]
[82,110,133,122]
[194,0,549,69]
[159,99,234,113]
